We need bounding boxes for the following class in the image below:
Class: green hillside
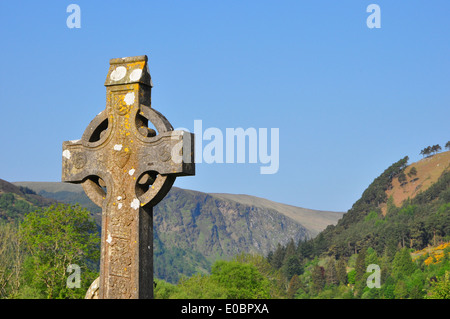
[0,179,56,222]
[265,152,450,299]
[305,153,450,258]
[10,181,101,220]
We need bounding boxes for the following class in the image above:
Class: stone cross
[62,55,195,299]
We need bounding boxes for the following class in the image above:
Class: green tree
[445,141,450,151]
[408,167,417,178]
[235,253,287,298]
[282,255,303,280]
[325,259,339,286]
[410,221,426,249]
[283,239,296,263]
[154,278,183,299]
[355,249,367,282]
[336,259,348,285]
[381,276,395,299]
[426,271,450,299]
[0,222,23,298]
[170,274,227,299]
[421,146,432,158]
[431,144,441,155]
[394,280,408,299]
[392,248,416,280]
[297,238,314,260]
[210,260,271,299]
[398,172,407,185]
[379,246,394,285]
[365,247,379,267]
[19,204,100,298]
[347,269,356,285]
[310,265,325,294]
[287,274,302,299]
[270,243,285,270]
[407,269,425,299]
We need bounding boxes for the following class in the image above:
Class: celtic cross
[62,55,195,298]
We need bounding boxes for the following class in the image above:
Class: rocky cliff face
[154,188,310,261]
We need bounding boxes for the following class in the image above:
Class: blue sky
[0,1,449,212]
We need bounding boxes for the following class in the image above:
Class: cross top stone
[62,55,195,298]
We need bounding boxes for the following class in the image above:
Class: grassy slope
[382,151,450,215]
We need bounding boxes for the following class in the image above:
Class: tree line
[0,204,99,298]
[1,197,449,299]
[266,238,450,299]
[420,141,450,158]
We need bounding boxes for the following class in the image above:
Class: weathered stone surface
[85,277,99,299]
[62,55,195,299]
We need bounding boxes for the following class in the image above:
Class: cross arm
[136,130,195,177]
[61,140,107,183]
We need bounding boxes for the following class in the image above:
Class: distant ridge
[11,181,85,194]
[0,178,25,195]
[13,181,344,237]
[0,178,57,221]
[211,193,343,237]
[12,180,343,282]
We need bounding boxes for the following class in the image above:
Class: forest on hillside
[260,155,450,299]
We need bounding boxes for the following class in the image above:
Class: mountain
[211,193,342,238]
[9,181,101,218]
[14,182,343,282]
[12,181,343,283]
[303,151,450,259]
[0,178,57,221]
